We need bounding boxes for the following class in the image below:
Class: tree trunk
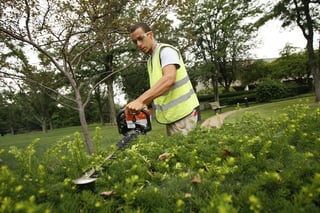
[211,72,219,102]
[224,83,231,93]
[35,115,47,133]
[41,119,47,133]
[78,106,94,154]
[105,54,116,125]
[317,32,320,102]
[214,80,219,102]
[296,0,320,102]
[305,26,320,102]
[107,78,116,125]
[97,100,105,125]
[49,119,53,130]
[94,87,105,125]
[75,90,94,155]
[10,127,14,135]
[308,47,320,102]
[312,65,320,102]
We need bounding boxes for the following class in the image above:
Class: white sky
[250,0,319,59]
[250,19,319,59]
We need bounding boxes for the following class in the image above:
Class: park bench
[209,101,226,114]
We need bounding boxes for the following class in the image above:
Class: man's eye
[132,33,148,44]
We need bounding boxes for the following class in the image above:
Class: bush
[284,83,312,97]
[256,79,287,102]
[198,90,257,105]
[198,81,311,106]
[0,104,320,212]
[220,91,256,105]
[256,80,313,103]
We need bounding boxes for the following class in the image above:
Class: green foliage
[256,79,312,103]
[196,87,214,96]
[269,47,309,80]
[198,90,257,106]
[8,139,40,175]
[283,82,312,97]
[256,79,286,102]
[177,0,263,97]
[0,103,319,212]
[119,63,150,101]
[239,59,271,85]
[198,83,312,106]
[220,91,257,106]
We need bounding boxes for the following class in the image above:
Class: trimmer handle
[116,109,152,136]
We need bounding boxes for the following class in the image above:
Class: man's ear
[149,31,154,40]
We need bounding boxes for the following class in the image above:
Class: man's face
[130,27,154,54]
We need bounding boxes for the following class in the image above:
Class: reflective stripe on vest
[162,76,190,96]
[154,88,195,111]
[147,43,199,124]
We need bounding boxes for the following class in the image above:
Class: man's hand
[125,99,146,115]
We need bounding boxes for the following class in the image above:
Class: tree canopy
[177,0,263,101]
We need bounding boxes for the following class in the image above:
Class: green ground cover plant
[0,99,319,212]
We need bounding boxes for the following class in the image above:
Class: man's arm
[125,64,176,114]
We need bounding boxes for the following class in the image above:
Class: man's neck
[149,41,158,55]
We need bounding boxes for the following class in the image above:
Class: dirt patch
[201,111,236,128]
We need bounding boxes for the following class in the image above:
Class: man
[126,23,199,136]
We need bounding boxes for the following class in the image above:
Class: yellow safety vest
[147,43,199,124]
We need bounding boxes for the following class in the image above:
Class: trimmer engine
[116,109,152,149]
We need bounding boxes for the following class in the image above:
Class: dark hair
[129,23,152,33]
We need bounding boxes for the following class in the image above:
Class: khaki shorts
[166,109,198,136]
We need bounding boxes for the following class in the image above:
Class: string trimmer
[72,109,152,185]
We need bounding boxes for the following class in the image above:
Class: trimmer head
[72,168,97,185]
[72,152,115,185]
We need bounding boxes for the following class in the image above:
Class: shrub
[284,83,312,97]
[198,90,257,105]
[256,79,287,102]
[0,104,319,212]
[256,80,312,103]
[220,91,256,105]
[198,81,311,105]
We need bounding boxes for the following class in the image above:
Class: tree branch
[0,27,65,74]
[39,0,51,31]
[0,70,77,105]
[83,60,146,107]
[24,0,33,41]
